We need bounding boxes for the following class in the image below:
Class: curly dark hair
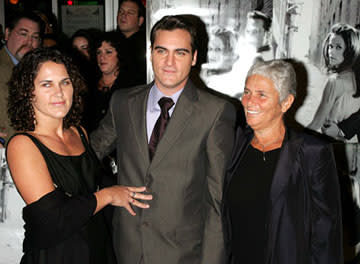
[8,47,85,131]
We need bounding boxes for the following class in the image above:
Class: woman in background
[89,32,133,132]
[6,48,152,264]
[308,24,360,254]
[71,29,94,61]
[308,23,360,138]
[222,59,342,264]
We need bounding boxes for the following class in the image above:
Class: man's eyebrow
[175,48,190,53]
[154,46,190,53]
[18,27,40,34]
[154,46,167,50]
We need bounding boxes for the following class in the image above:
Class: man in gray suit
[91,15,236,264]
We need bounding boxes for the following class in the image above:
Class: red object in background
[9,0,19,4]
[141,0,146,7]
[67,0,73,5]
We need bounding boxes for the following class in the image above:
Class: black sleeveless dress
[8,128,116,264]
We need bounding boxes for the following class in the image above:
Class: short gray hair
[246,59,297,102]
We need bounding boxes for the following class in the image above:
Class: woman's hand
[109,185,153,215]
[95,186,153,216]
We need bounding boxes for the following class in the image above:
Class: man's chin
[16,49,33,60]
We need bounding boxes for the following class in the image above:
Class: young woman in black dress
[6,48,152,264]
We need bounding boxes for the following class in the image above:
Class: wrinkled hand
[108,185,153,216]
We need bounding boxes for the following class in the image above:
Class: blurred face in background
[73,36,90,59]
[96,41,119,75]
[244,18,266,49]
[206,36,225,69]
[117,1,144,38]
[5,18,41,60]
[327,34,345,68]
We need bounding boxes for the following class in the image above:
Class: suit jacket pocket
[175,223,202,242]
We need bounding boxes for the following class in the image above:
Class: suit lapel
[149,80,196,169]
[128,85,152,166]
[270,129,303,206]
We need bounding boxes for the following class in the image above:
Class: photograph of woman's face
[207,36,225,69]
[327,33,345,68]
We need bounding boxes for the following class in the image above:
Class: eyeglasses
[14,29,41,42]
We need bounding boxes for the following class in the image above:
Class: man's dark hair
[150,15,198,54]
[5,10,45,38]
[118,0,145,18]
[247,10,272,32]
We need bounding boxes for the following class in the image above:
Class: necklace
[99,77,116,92]
[252,134,284,161]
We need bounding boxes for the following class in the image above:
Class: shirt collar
[4,45,19,65]
[148,84,184,112]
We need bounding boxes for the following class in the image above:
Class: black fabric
[227,146,280,264]
[118,29,146,86]
[12,128,116,264]
[338,109,360,140]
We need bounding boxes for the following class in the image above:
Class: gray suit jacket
[0,48,15,138]
[91,79,236,264]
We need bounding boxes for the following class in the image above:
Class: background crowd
[0,0,147,143]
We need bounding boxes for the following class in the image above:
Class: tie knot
[158,97,174,112]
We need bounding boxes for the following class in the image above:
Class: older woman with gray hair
[222,59,342,264]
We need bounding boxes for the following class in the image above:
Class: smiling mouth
[246,109,260,114]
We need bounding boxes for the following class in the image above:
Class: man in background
[0,11,44,139]
[232,10,274,98]
[117,0,147,85]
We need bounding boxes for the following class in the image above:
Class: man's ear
[138,16,144,27]
[5,28,10,41]
[192,50,198,66]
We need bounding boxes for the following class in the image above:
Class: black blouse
[226,145,280,264]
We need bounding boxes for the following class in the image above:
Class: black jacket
[222,126,343,264]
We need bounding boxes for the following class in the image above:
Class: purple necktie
[149,97,174,160]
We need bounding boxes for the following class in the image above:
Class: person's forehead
[73,36,88,43]
[99,41,115,49]
[246,18,264,29]
[14,18,40,32]
[329,34,344,43]
[120,1,139,11]
[247,74,275,88]
[154,29,191,44]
